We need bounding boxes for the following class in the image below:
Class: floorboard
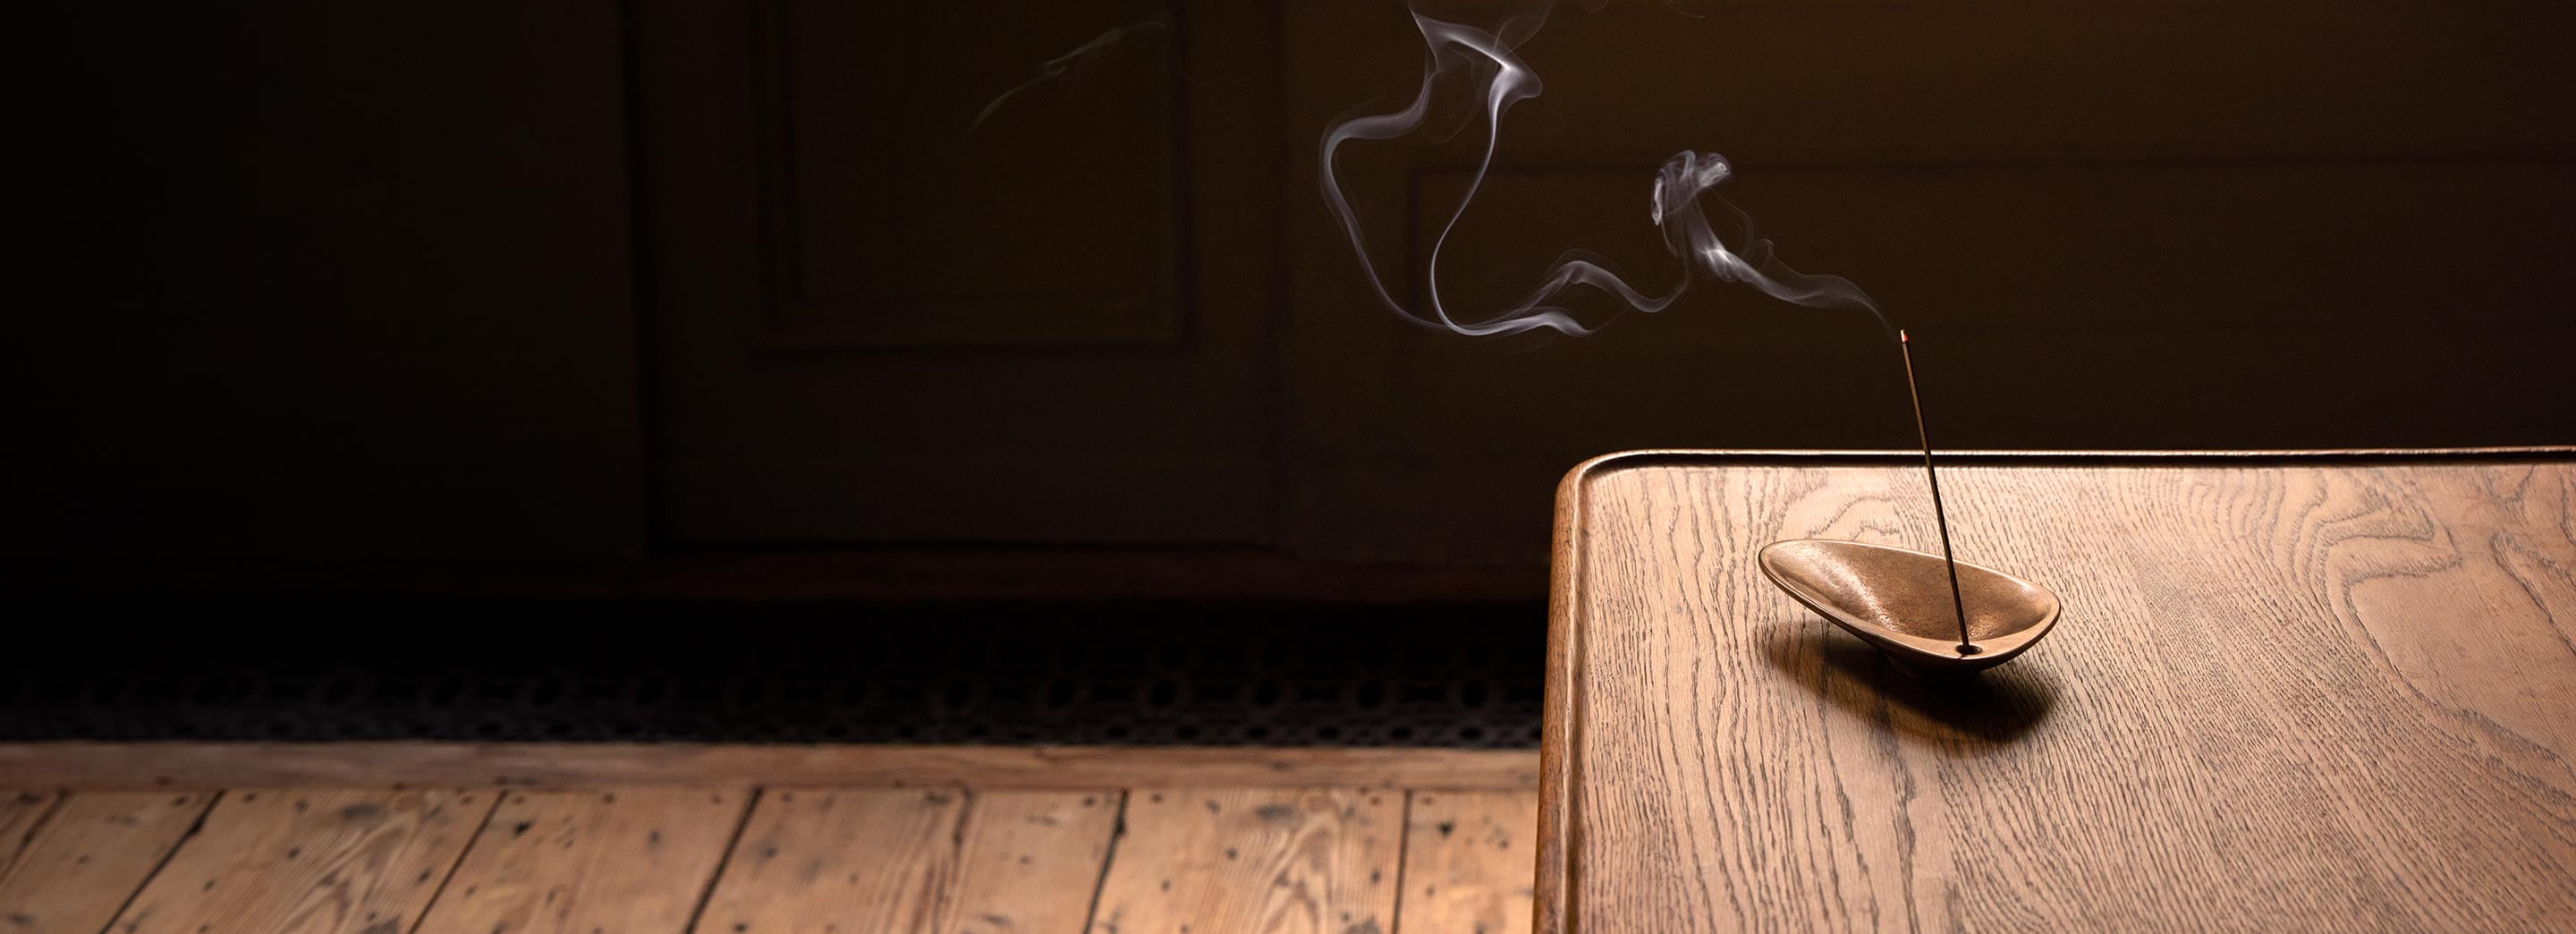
[413,787,749,934]
[697,788,966,933]
[1397,791,1539,934]
[106,788,491,934]
[942,790,1123,934]
[1089,788,1402,934]
[0,791,64,878]
[7,751,1544,933]
[0,791,213,934]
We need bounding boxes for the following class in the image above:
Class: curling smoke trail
[1321,8,1892,339]
[959,15,1171,143]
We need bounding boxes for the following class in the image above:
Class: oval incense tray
[1758,539,2060,672]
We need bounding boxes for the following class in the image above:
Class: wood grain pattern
[941,791,1123,934]
[1089,788,1399,934]
[1397,792,1536,934]
[0,791,62,878]
[411,787,747,934]
[0,791,212,934]
[0,744,1538,793]
[0,774,1543,934]
[1542,452,2576,930]
[696,788,966,933]
[109,789,490,934]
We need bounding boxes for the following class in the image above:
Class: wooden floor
[0,746,1538,934]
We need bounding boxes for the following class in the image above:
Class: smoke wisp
[1320,7,1892,339]
[960,15,1172,143]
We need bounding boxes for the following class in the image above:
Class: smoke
[1321,6,1893,340]
[959,15,1172,143]
[1653,151,1891,337]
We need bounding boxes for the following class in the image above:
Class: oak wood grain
[696,788,966,933]
[941,791,1123,934]
[1541,452,2576,930]
[1396,791,1537,934]
[411,787,748,934]
[0,744,1538,793]
[109,788,491,934]
[1089,788,1400,934]
[0,792,212,934]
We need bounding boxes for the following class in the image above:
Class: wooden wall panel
[13,2,645,565]
[640,0,1281,545]
[21,0,2569,567]
[755,0,1181,346]
[1491,3,2573,165]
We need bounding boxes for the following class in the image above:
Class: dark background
[9,1,2572,743]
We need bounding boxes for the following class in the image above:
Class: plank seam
[1075,789,1130,934]
[91,791,219,934]
[1389,790,1418,934]
[1,789,70,882]
[406,789,508,934]
[682,786,763,934]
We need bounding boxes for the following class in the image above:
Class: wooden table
[1538,450,2576,931]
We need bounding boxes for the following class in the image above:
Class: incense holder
[1758,539,2060,673]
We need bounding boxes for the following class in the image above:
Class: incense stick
[1899,330,1977,655]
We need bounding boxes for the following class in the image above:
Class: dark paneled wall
[11,1,2572,582]
[14,3,644,565]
